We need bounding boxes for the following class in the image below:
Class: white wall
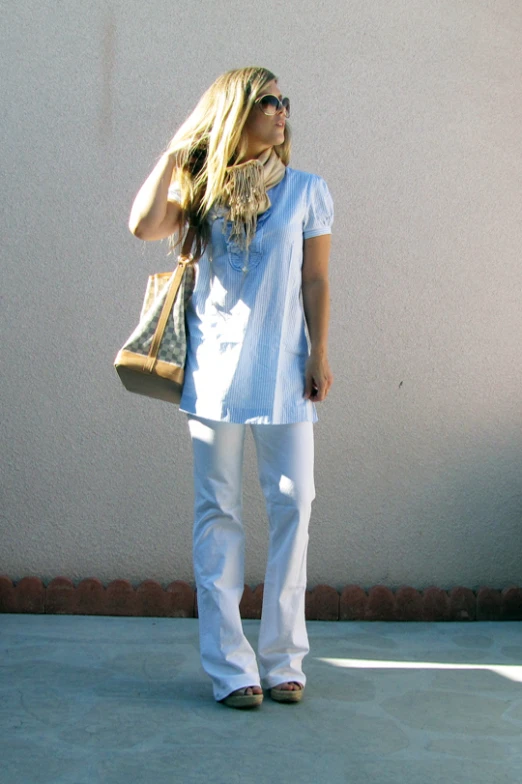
[2,0,521,588]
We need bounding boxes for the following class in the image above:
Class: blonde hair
[165,66,291,254]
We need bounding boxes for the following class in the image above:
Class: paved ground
[1,615,521,784]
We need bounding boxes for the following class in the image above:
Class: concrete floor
[0,615,521,784]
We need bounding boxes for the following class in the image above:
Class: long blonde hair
[165,66,291,254]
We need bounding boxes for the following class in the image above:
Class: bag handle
[144,226,197,373]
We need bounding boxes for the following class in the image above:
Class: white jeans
[187,415,315,701]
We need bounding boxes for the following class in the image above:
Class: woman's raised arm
[128,151,183,241]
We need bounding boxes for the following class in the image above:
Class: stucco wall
[2,0,521,588]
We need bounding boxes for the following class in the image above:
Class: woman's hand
[304,349,333,402]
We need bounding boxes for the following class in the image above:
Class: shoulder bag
[114,228,196,404]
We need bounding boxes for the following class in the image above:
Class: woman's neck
[236,145,273,165]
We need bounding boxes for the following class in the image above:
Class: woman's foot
[270,681,304,703]
[219,685,263,709]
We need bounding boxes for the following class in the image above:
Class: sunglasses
[254,94,291,118]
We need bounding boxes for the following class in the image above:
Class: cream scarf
[222,148,286,249]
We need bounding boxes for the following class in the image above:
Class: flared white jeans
[187,415,315,701]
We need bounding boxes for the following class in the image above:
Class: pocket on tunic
[284,338,309,357]
[284,303,310,357]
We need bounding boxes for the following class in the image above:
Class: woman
[129,67,333,709]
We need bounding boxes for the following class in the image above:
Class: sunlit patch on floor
[316,657,522,683]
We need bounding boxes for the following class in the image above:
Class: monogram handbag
[114,229,196,404]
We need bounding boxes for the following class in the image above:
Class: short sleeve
[303,176,334,239]
[167,182,183,204]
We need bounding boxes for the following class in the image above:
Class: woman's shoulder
[282,168,332,206]
[285,166,327,186]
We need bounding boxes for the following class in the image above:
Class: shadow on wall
[312,406,522,587]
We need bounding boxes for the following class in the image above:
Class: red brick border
[1,576,521,620]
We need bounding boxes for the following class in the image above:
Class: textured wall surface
[1,0,522,588]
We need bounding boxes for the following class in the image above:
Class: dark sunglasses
[254,94,290,118]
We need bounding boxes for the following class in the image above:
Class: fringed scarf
[222,148,286,250]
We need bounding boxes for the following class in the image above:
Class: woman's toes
[232,685,262,696]
[275,681,302,691]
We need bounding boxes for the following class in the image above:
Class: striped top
[168,166,333,424]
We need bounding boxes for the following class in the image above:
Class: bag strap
[144,227,197,372]
[180,224,197,259]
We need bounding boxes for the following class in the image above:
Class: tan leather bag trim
[144,260,187,372]
[115,349,185,383]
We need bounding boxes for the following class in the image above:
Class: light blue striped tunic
[168,167,333,424]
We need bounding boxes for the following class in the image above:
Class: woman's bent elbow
[128,218,150,240]
[128,204,181,241]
